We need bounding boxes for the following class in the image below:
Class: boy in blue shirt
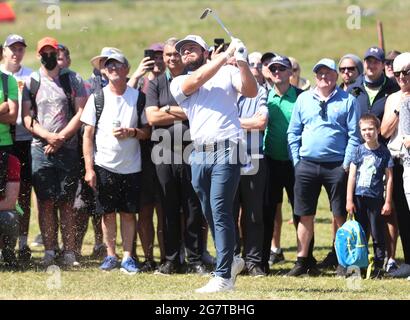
[346,113,393,277]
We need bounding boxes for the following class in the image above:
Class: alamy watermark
[346,5,361,30]
[46,265,62,290]
[41,0,61,30]
[345,265,363,291]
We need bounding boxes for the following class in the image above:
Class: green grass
[0,190,408,300]
[1,0,410,82]
[1,0,410,300]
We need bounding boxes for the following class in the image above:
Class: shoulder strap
[94,86,105,128]
[59,71,75,118]
[29,72,41,128]
[136,89,146,129]
[1,72,8,101]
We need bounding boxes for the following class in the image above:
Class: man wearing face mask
[21,37,87,268]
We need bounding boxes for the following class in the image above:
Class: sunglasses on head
[393,69,410,78]
[339,66,356,72]
[269,66,287,73]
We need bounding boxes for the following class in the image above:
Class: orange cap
[37,37,58,54]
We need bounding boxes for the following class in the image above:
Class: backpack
[334,214,369,269]
[1,72,16,141]
[28,70,75,128]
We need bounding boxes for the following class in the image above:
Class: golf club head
[200,8,212,20]
[199,7,243,54]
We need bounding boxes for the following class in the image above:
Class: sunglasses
[393,69,410,78]
[339,66,356,73]
[249,62,262,70]
[385,60,394,66]
[105,61,125,70]
[269,66,287,73]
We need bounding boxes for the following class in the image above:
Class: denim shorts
[32,145,80,202]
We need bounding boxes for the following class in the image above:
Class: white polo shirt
[81,86,147,174]
[170,65,242,145]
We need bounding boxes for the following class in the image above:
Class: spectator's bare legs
[332,217,337,238]
[92,215,104,247]
[38,200,58,251]
[272,203,283,250]
[74,210,89,255]
[18,181,31,244]
[102,213,117,257]
[138,204,154,261]
[334,215,345,229]
[59,202,76,253]
[297,216,314,257]
[74,212,104,257]
[120,213,136,258]
[138,204,164,262]
[156,205,164,261]
[385,211,399,263]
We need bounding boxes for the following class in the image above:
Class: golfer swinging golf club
[170,34,258,293]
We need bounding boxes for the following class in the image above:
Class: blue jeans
[190,146,241,279]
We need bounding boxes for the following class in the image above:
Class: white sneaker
[31,234,43,247]
[63,252,80,267]
[231,255,245,284]
[195,276,234,293]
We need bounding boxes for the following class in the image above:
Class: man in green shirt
[262,55,303,272]
[0,70,18,151]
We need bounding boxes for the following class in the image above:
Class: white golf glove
[233,38,248,63]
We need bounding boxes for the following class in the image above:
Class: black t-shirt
[145,71,190,145]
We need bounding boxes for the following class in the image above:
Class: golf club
[200,8,244,53]
[200,8,234,39]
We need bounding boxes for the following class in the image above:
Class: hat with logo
[312,58,337,73]
[364,46,385,62]
[37,37,58,54]
[90,47,123,69]
[3,34,26,48]
[175,35,209,54]
[267,55,292,70]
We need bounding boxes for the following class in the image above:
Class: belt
[194,140,232,152]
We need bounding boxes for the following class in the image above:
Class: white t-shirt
[170,65,242,145]
[81,86,147,174]
[0,64,33,141]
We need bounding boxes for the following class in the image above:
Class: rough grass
[1,0,410,82]
[1,0,409,300]
[0,190,408,300]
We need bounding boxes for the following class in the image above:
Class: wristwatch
[394,109,400,116]
[164,105,171,113]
